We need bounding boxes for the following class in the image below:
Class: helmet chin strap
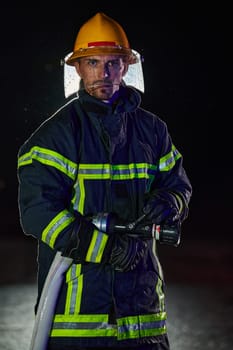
[63,50,144,99]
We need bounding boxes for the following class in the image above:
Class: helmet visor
[63,49,144,98]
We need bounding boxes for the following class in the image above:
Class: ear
[73,61,82,78]
[122,63,129,77]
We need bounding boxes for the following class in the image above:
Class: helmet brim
[66,46,138,66]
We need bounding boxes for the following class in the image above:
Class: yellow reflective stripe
[77,163,156,180]
[18,150,157,180]
[54,314,109,322]
[78,177,85,214]
[117,312,167,340]
[51,312,167,339]
[42,210,75,248]
[51,314,117,337]
[111,163,151,180]
[159,144,181,172]
[66,263,82,282]
[65,264,83,315]
[72,162,156,215]
[17,146,77,180]
[71,178,85,214]
[78,163,111,179]
[85,229,108,263]
[51,328,116,337]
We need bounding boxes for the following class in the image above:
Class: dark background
[0,2,231,283]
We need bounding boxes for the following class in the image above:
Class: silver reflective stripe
[42,210,75,248]
[18,146,77,180]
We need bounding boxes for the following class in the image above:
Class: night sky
[0,3,230,241]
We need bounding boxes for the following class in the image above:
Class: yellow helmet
[66,12,138,66]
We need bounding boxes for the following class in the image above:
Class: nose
[99,62,110,78]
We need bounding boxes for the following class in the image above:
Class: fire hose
[29,252,73,350]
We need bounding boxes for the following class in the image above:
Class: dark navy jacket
[17,86,192,348]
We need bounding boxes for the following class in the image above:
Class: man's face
[73,55,128,100]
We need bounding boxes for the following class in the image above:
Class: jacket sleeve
[17,113,109,264]
[148,116,192,223]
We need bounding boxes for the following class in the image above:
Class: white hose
[29,251,73,350]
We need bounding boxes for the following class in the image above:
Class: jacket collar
[77,85,141,117]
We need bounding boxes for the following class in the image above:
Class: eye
[108,59,121,68]
[87,59,98,67]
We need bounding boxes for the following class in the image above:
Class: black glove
[143,190,181,225]
[108,234,147,272]
[63,218,97,263]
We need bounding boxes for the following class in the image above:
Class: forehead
[80,55,125,63]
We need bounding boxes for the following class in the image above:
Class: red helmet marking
[88,41,117,47]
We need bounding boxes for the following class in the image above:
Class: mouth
[88,81,113,90]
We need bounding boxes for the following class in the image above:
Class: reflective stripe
[159,144,181,172]
[70,177,86,214]
[65,264,83,315]
[117,313,167,340]
[19,146,180,251]
[77,163,157,180]
[42,210,75,248]
[51,312,167,339]
[18,146,179,178]
[51,314,117,337]
[17,146,77,180]
[71,163,157,213]
[85,229,109,263]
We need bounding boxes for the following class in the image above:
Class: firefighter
[17,12,192,350]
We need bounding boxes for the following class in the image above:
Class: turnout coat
[17,86,192,348]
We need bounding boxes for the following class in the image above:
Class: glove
[108,234,147,272]
[92,212,147,271]
[63,218,98,263]
[63,212,118,263]
[143,190,181,225]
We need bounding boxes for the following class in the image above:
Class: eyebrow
[83,57,122,62]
